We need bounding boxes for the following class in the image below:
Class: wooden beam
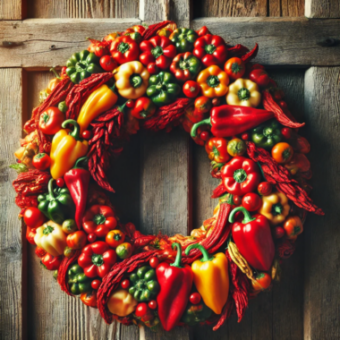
[0,0,24,19]
[305,0,340,18]
[304,66,340,340]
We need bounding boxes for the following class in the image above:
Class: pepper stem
[170,242,183,268]
[190,118,212,138]
[48,178,55,199]
[61,119,81,140]
[73,156,88,169]
[50,68,61,79]
[185,243,214,262]
[228,206,256,224]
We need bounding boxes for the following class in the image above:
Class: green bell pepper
[66,50,102,84]
[170,52,201,82]
[128,266,159,302]
[170,28,198,53]
[38,178,75,224]
[67,264,92,295]
[180,301,212,326]
[251,119,282,150]
[146,71,180,106]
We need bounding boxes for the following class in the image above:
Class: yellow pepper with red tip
[259,191,290,225]
[107,289,137,317]
[50,120,88,179]
[196,65,229,98]
[226,78,261,107]
[185,243,229,314]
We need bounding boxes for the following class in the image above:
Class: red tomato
[281,127,292,139]
[135,303,149,317]
[148,300,157,309]
[66,231,87,250]
[252,272,272,291]
[189,292,201,305]
[82,130,92,140]
[232,195,242,206]
[99,55,117,72]
[212,98,221,106]
[194,96,212,115]
[80,291,97,308]
[224,57,245,79]
[87,233,97,243]
[39,107,65,135]
[147,63,159,75]
[242,193,262,212]
[121,279,130,289]
[199,130,210,141]
[32,153,51,170]
[257,182,272,196]
[91,279,101,290]
[56,178,64,187]
[126,100,135,108]
[273,226,285,239]
[149,257,159,268]
[23,207,46,228]
[241,133,249,141]
[183,81,201,98]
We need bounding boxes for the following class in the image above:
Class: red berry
[121,279,130,289]
[82,130,92,140]
[241,133,249,141]
[87,233,97,243]
[274,226,285,239]
[56,178,64,187]
[126,100,135,108]
[189,292,201,305]
[91,279,101,290]
[281,127,292,140]
[149,256,159,269]
[199,131,210,142]
[135,303,149,317]
[148,300,157,310]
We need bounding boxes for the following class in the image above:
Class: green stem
[185,243,213,262]
[61,119,81,140]
[73,156,88,169]
[50,68,61,79]
[170,242,183,268]
[228,206,256,224]
[190,118,212,138]
[48,178,55,199]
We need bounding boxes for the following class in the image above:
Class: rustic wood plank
[27,0,139,19]
[281,0,305,16]
[304,67,340,340]
[305,0,340,18]
[1,18,340,68]
[0,68,24,340]
[192,0,267,18]
[0,0,22,19]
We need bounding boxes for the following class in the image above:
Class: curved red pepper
[229,206,275,271]
[221,156,261,196]
[156,243,193,331]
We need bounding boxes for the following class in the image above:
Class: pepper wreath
[11,21,324,332]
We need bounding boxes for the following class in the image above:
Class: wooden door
[0,0,339,339]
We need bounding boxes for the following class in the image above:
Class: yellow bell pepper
[196,65,229,98]
[114,61,149,99]
[185,243,229,314]
[34,220,67,256]
[226,78,261,107]
[50,120,88,179]
[107,289,137,317]
[77,84,118,133]
[259,191,290,225]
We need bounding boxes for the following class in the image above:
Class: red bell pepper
[64,157,90,229]
[78,241,117,278]
[123,25,146,44]
[87,38,110,58]
[190,105,274,138]
[139,36,177,70]
[229,206,275,271]
[41,253,63,271]
[249,69,270,87]
[196,26,211,37]
[130,97,156,119]
[110,36,139,64]
[156,243,193,331]
[205,137,230,163]
[193,34,228,67]
[221,156,261,196]
[82,205,117,238]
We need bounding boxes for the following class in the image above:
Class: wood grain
[304,67,340,340]
[305,0,340,18]
[0,0,22,19]
[0,68,24,340]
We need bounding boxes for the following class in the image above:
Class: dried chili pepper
[227,44,249,58]
[241,43,258,63]
[142,21,176,41]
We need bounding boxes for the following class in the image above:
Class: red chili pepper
[139,36,177,70]
[41,253,63,271]
[82,204,117,237]
[78,241,117,278]
[156,243,193,331]
[64,157,90,229]
[110,36,139,64]
[130,97,156,119]
[249,69,270,87]
[190,105,274,138]
[221,156,261,196]
[229,206,275,271]
[193,34,228,67]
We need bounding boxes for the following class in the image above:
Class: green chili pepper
[170,28,198,53]
[128,266,159,302]
[146,71,180,106]
[38,179,75,224]
[180,301,212,326]
[67,264,92,295]
[66,50,102,84]
[251,119,282,149]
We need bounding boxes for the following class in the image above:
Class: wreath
[11,21,324,332]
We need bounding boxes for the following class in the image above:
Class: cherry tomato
[126,100,135,108]
[35,246,47,258]
[121,279,130,289]
[199,130,210,142]
[80,291,97,308]
[135,303,149,317]
[281,127,292,140]
[82,130,92,140]
[189,292,201,305]
[183,80,201,98]
[147,63,159,75]
[148,300,157,309]
[91,279,101,290]
[252,272,272,291]
[32,153,51,170]
[273,226,285,239]
[272,142,294,164]
[87,233,97,243]
[56,178,65,187]
[212,98,221,106]
[257,182,272,196]
[232,195,242,206]
[149,256,159,268]
[194,96,212,115]
[242,193,262,212]
[99,55,117,72]
[241,133,249,141]
[224,57,245,80]
[106,230,125,248]
[23,207,46,228]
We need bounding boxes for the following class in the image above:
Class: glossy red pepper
[41,253,62,271]
[193,34,228,67]
[87,38,110,58]
[205,137,230,163]
[190,105,274,138]
[196,26,211,37]
[130,97,156,119]
[110,36,139,64]
[64,157,90,229]
[249,69,270,87]
[156,243,193,331]
[229,206,275,271]
[39,107,65,135]
[221,156,261,196]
